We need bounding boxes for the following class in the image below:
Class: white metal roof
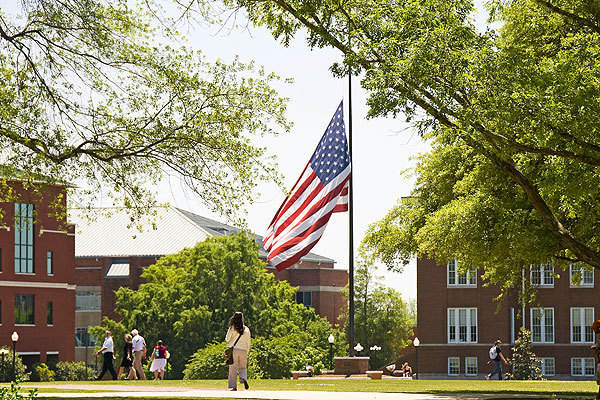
[69,206,335,264]
[70,207,212,257]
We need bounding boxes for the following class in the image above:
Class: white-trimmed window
[571,307,594,343]
[46,251,53,275]
[15,294,35,325]
[530,264,554,286]
[540,358,555,376]
[448,357,460,376]
[14,203,34,274]
[570,264,594,287]
[531,308,554,343]
[465,357,478,376]
[571,358,595,376]
[447,259,476,286]
[448,308,477,343]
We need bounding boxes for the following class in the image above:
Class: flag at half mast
[265,101,350,271]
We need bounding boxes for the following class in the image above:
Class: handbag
[224,330,243,365]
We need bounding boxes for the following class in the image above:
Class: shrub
[183,334,332,380]
[54,361,94,381]
[183,342,228,380]
[30,363,55,382]
[248,336,295,379]
[505,328,543,380]
[0,348,30,381]
[0,379,38,400]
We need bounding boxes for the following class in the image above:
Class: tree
[0,1,289,222]
[341,256,414,369]
[215,0,600,279]
[92,233,337,378]
[505,328,543,380]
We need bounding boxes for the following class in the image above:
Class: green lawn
[17,379,600,397]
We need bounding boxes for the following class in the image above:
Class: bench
[291,370,310,379]
[366,370,383,380]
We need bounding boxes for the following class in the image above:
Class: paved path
[19,384,573,400]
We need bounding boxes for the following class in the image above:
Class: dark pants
[98,352,118,380]
[488,359,502,380]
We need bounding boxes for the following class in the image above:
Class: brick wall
[0,182,76,364]
[417,256,600,379]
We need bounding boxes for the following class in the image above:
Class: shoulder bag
[224,330,243,365]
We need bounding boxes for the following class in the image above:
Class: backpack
[489,345,497,359]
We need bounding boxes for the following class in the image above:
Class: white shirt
[132,334,146,352]
[101,336,114,353]
[225,326,251,351]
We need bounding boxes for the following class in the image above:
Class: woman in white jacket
[226,311,251,391]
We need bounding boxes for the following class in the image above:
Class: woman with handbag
[225,311,251,391]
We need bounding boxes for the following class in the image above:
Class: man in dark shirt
[486,339,508,380]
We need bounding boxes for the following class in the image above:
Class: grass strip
[18,379,600,397]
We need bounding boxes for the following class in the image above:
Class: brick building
[69,207,347,366]
[0,180,76,367]
[415,257,599,380]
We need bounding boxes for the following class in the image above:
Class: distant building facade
[416,256,599,380]
[0,180,76,367]
[70,207,347,366]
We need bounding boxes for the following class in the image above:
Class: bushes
[0,348,30,381]
[30,363,55,382]
[183,335,330,380]
[183,342,228,380]
[54,361,94,381]
[248,336,295,379]
[505,328,543,380]
[0,380,38,400]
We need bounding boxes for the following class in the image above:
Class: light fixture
[11,332,18,342]
[413,337,420,347]
[328,334,335,344]
[354,343,363,353]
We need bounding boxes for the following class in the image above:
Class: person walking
[225,311,251,391]
[117,333,136,380]
[149,340,168,380]
[591,320,600,399]
[95,330,118,380]
[131,329,147,380]
[486,339,508,380]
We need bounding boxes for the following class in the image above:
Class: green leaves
[0,1,289,220]
[341,256,414,369]
[98,233,333,378]
[228,0,600,277]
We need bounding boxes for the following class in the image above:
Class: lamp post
[327,334,335,370]
[0,348,9,382]
[369,345,381,370]
[413,337,420,380]
[11,331,19,382]
[166,348,170,380]
[353,342,363,356]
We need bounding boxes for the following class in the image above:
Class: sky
[4,1,493,302]
[157,10,434,301]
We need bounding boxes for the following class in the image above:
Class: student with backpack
[486,340,508,380]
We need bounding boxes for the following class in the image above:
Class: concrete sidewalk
[19,384,569,400]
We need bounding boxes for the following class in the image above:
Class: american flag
[265,101,350,271]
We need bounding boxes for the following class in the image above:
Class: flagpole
[347,57,355,358]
